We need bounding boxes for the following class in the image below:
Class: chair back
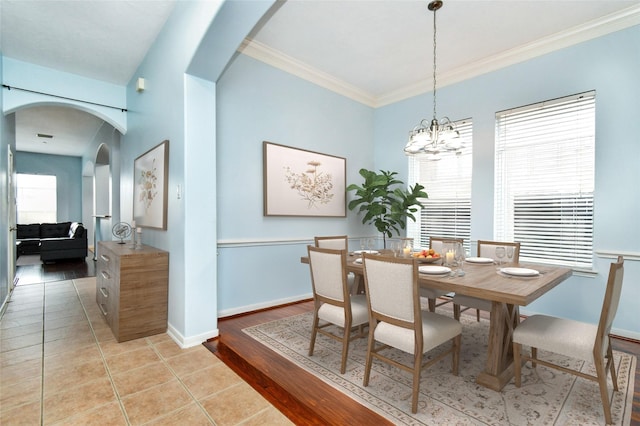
[314,235,348,250]
[477,240,520,262]
[430,237,464,256]
[595,256,624,356]
[307,245,348,303]
[362,254,418,325]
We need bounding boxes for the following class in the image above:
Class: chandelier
[404,0,461,156]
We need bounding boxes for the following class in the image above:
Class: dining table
[301,250,573,391]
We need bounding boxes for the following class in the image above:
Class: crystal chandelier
[404,0,461,156]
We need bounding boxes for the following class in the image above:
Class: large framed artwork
[133,140,169,230]
[263,141,346,217]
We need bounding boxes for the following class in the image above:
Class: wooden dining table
[301,250,572,391]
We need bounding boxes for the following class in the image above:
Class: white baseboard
[166,322,219,349]
[218,293,313,318]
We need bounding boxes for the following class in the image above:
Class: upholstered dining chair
[420,237,463,312]
[513,256,624,425]
[307,245,369,374]
[361,254,462,413]
[314,235,348,250]
[452,240,520,321]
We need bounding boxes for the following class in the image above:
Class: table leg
[476,301,520,391]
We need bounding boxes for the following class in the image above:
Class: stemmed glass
[495,246,506,266]
[506,246,515,264]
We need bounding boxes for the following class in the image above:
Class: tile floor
[0,277,293,425]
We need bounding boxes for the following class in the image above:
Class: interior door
[7,147,17,290]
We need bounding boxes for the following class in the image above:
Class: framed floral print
[263,141,346,217]
[133,140,169,229]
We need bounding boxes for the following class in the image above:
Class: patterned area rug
[243,311,635,425]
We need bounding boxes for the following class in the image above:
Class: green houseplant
[346,168,427,247]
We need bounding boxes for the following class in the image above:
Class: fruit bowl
[412,253,442,263]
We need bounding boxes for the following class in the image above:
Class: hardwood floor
[207,300,640,426]
[14,259,638,425]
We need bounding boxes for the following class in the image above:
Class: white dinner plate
[353,258,363,264]
[500,267,539,277]
[419,265,452,275]
[465,257,494,264]
[353,250,379,254]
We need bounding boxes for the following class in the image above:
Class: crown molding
[239,5,640,108]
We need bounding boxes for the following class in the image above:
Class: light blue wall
[15,152,83,223]
[216,53,374,315]
[374,25,640,338]
[0,54,12,308]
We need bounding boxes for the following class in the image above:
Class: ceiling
[2,0,639,156]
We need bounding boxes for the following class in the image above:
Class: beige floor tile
[145,333,173,345]
[0,400,41,425]
[0,344,43,368]
[44,344,103,370]
[242,406,295,426]
[111,360,174,397]
[1,357,42,385]
[0,321,43,339]
[0,313,43,329]
[0,374,41,410]
[49,401,127,426]
[181,363,243,400]
[44,358,109,396]
[144,402,213,425]
[99,337,150,357]
[105,346,160,375]
[43,333,96,357]
[153,339,201,360]
[43,307,86,321]
[43,314,89,330]
[164,346,220,377]
[2,306,43,319]
[44,322,93,343]
[120,379,193,425]
[43,377,117,424]
[200,382,271,426]
[4,300,43,313]
[1,330,43,353]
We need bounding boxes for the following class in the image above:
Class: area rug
[243,311,635,425]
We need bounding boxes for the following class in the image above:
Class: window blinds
[495,91,595,268]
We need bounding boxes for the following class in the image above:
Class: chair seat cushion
[513,314,598,362]
[318,294,369,328]
[375,312,462,354]
[453,294,492,311]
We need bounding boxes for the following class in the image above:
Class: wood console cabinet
[95,241,169,342]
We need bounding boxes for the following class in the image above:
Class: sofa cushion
[40,222,72,238]
[17,224,40,240]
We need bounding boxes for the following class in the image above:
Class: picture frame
[133,140,169,230]
[263,141,346,217]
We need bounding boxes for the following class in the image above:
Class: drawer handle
[100,287,108,298]
[99,303,108,316]
[100,254,110,262]
[101,271,111,280]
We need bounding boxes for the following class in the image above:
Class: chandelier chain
[432,5,437,121]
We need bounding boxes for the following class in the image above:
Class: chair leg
[453,303,461,321]
[363,324,376,387]
[428,298,436,312]
[452,335,461,376]
[594,353,614,425]
[411,352,423,414]
[340,321,351,374]
[607,340,619,391]
[531,347,537,369]
[476,308,480,322]
[308,313,319,356]
[513,342,522,387]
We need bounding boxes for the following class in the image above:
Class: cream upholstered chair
[513,256,624,425]
[307,245,369,374]
[453,240,520,321]
[420,237,463,312]
[362,254,462,413]
[314,235,348,250]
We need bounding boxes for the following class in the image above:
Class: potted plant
[346,168,427,247]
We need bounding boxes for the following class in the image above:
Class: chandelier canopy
[404,0,461,156]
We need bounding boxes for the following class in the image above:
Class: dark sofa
[17,222,88,263]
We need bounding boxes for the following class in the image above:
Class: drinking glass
[495,246,506,266]
[455,242,466,275]
[506,246,515,264]
[391,241,401,257]
[360,238,367,252]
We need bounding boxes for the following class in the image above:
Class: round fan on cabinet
[112,222,132,244]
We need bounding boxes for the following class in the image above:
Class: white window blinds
[495,91,595,269]
[407,120,472,250]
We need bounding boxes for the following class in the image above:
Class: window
[495,91,595,269]
[407,119,472,250]
[16,174,57,224]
